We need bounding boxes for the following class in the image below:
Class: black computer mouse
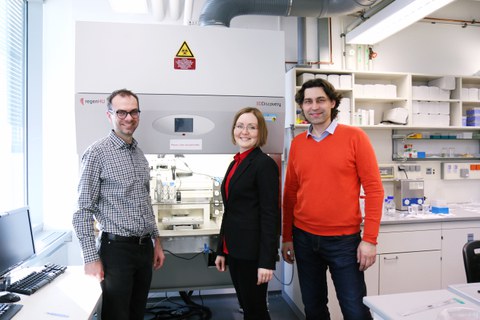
[0,292,21,303]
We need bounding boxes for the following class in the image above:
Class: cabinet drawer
[379,250,441,294]
[377,229,441,254]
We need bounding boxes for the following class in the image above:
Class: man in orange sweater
[282,78,384,320]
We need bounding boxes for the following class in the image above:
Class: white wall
[371,1,480,75]
[372,22,480,75]
[42,0,78,230]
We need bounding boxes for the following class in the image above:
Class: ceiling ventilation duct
[199,0,379,27]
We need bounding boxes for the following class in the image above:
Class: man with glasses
[73,89,165,320]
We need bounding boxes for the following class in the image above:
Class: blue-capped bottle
[385,196,396,216]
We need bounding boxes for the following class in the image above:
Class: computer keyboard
[0,303,22,320]
[7,263,67,295]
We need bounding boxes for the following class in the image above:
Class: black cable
[179,290,212,319]
[145,290,212,320]
[273,260,295,286]
[162,249,210,260]
[398,166,409,179]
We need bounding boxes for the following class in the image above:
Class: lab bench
[326,203,480,319]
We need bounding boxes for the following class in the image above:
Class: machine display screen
[175,118,193,133]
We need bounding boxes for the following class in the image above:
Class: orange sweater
[282,124,384,245]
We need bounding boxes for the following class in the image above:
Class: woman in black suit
[215,107,280,320]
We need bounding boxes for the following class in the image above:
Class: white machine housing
[75,22,285,291]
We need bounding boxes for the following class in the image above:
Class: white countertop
[7,266,101,320]
[379,202,480,225]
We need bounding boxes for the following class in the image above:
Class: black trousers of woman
[228,255,271,320]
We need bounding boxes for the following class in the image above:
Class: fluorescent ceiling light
[345,0,455,45]
[108,0,148,14]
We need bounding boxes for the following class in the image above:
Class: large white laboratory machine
[75,22,285,291]
[75,93,284,236]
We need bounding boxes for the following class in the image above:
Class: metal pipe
[344,0,394,34]
[199,0,379,27]
[422,16,480,28]
[297,17,307,67]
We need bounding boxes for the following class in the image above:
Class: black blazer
[217,147,280,270]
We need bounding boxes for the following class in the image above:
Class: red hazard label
[174,57,196,70]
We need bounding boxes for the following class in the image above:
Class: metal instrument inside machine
[149,154,225,233]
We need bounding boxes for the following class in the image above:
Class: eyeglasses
[234,124,258,132]
[110,109,141,119]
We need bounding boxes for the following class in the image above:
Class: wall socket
[441,162,480,180]
[398,164,421,172]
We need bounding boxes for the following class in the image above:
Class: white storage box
[438,89,451,100]
[354,84,364,98]
[469,88,479,101]
[363,84,376,97]
[339,75,352,89]
[428,76,455,90]
[384,84,397,98]
[338,97,351,113]
[327,74,340,88]
[428,86,440,100]
[437,102,450,115]
[297,73,314,85]
[412,113,450,126]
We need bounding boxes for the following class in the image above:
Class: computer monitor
[0,207,36,278]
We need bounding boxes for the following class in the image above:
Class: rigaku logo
[80,97,106,106]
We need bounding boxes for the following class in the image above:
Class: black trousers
[99,237,153,320]
[228,255,271,320]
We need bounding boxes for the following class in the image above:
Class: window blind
[0,0,26,211]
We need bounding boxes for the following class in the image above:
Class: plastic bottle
[156,172,163,202]
[383,198,389,215]
[385,196,396,216]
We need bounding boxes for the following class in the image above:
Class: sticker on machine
[170,139,202,150]
[263,113,278,122]
[174,41,196,70]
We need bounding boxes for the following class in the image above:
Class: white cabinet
[375,224,442,295]
[441,221,480,287]
[378,251,441,294]
[454,76,480,127]
[354,72,410,127]
[411,74,459,127]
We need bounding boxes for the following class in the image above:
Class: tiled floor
[143,291,303,320]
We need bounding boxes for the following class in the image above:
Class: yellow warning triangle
[176,41,194,58]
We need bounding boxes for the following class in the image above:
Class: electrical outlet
[426,167,435,175]
[441,162,480,180]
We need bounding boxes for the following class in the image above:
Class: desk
[363,289,480,320]
[11,266,101,320]
[448,283,480,305]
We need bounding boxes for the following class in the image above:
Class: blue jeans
[293,226,372,320]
